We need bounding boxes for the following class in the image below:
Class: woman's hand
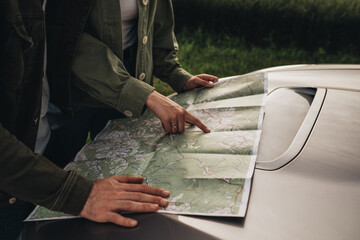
[183,74,218,91]
[146,91,210,134]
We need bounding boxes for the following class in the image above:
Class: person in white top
[120,0,138,50]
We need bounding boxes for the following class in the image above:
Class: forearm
[0,124,93,215]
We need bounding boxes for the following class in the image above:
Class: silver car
[22,64,360,240]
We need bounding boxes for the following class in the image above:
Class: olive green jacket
[0,0,93,214]
[71,0,192,117]
[0,0,191,215]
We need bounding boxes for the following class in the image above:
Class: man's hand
[80,175,170,227]
[183,74,218,91]
[146,91,210,134]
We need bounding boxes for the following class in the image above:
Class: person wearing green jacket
[44,0,218,168]
[0,0,217,239]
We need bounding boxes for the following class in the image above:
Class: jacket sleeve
[72,32,155,118]
[152,0,193,93]
[0,124,93,215]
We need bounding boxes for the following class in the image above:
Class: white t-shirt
[35,0,139,154]
[120,0,139,50]
[35,0,50,154]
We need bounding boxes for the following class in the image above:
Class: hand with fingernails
[183,74,219,91]
[80,175,170,227]
[146,74,218,134]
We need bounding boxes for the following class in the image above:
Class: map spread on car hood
[26,72,267,221]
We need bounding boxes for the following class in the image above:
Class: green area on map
[27,72,266,221]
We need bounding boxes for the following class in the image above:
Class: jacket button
[9,197,16,204]
[139,73,146,80]
[142,0,149,6]
[124,110,133,117]
[142,36,148,45]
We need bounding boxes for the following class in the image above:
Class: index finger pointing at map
[184,111,210,133]
[28,73,267,221]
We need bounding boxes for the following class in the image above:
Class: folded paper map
[26,72,267,221]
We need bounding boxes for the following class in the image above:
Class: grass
[154,0,360,95]
[173,0,360,53]
[154,29,360,96]
[155,0,360,95]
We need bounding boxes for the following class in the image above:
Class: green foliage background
[155,0,360,95]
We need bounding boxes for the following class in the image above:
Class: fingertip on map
[161,199,169,206]
[162,190,170,197]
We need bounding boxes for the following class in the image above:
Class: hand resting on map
[183,74,218,91]
[146,74,218,134]
[80,175,170,227]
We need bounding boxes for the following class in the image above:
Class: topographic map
[27,72,267,221]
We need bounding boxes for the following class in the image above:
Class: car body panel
[177,87,360,240]
[22,65,360,240]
